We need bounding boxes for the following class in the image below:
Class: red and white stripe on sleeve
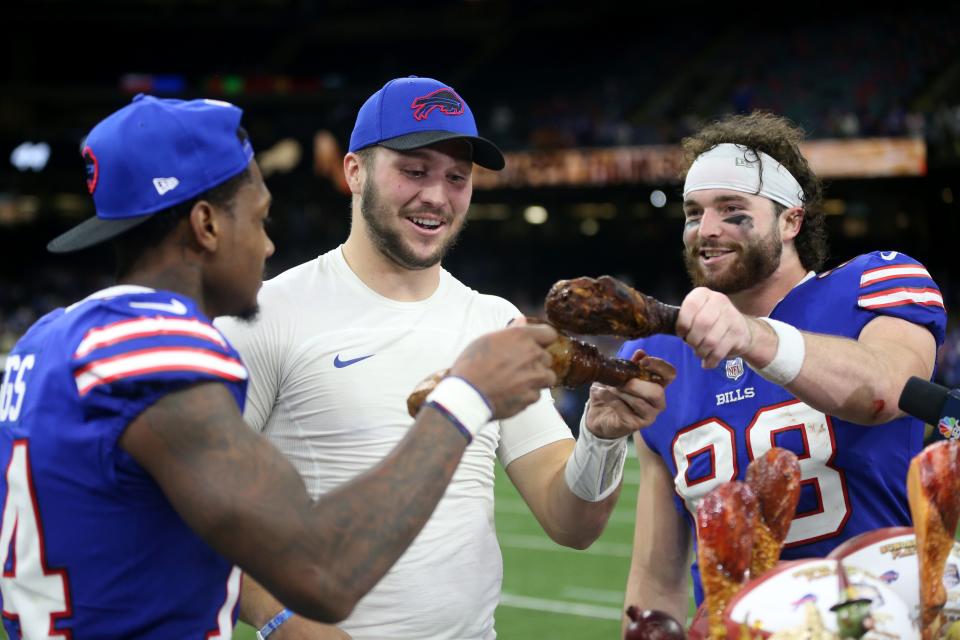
[857,264,944,311]
[75,317,227,357]
[74,346,247,396]
[857,287,944,311]
[72,317,245,396]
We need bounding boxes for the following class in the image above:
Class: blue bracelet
[256,608,293,640]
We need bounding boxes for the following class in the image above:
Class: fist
[624,606,686,640]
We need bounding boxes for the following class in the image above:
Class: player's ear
[187,200,221,253]
[344,151,365,196]
[780,206,804,241]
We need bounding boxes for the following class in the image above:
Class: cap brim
[379,131,505,171]
[47,213,155,254]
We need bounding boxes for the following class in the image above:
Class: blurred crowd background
[3,2,960,428]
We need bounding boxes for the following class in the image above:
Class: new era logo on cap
[152,177,180,195]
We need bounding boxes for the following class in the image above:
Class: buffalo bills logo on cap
[411,88,464,121]
[82,146,99,194]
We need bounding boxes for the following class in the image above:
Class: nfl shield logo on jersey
[725,357,744,381]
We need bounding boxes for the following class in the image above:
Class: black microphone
[898,376,960,440]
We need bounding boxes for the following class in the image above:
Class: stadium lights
[580,218,599,236]
[823,199,846,216]
[120,74,186,95]
[523,206,548,225]
[258,139,302,177]
[469,204,511,221]
[10,142,51,172]
[649,190,667,208]
[571,203,616,219]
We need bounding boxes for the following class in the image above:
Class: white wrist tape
[564,405,628,502]
[425,376,493,442]
[748,317,805,386]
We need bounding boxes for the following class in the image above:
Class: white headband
[683,143,804,209]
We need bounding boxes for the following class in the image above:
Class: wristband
[256,608,292,640]
[748,317,805,385]
[425,376,493,443]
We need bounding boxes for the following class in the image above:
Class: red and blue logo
[879,570,899,584]
[791,593,817,609]
[82,146,99,194]
[725,357,744,381]
[411,88,465,121]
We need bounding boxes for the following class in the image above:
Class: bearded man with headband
[599,112,947,626]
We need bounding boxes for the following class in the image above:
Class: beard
[683,225,782,294]
[359,178,465,271]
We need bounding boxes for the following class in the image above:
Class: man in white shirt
[218,76,672,640]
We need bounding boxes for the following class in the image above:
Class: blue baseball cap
[48,94,255,253]
[348,76,504,171]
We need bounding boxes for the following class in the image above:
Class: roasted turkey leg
[908,439,960,639]
[697,482,759,640]
[746,448,801,579]
[406,329,674,418]
[545,275,680,338]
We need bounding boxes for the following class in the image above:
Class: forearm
[136,389,469,623]
[624,512,691,627]
[240,575,285,627]
[622,570,690,633]
[542,469,621,549]
[507,436,623,550]
[743,317,935,424]
[241,575,352,639]
[784,333,915,423]
[624,436,692,631]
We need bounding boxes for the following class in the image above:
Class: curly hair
[680,111,829,272]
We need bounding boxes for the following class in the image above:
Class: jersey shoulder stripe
[857,287,944,310]
[859,264,932,287]
[74,346,247,395]
[74,316,227,358]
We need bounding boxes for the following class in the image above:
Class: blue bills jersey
[620,252,946,605]
[0,286,248,639]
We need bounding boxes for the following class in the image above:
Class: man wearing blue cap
[0,94,560,638]
[219,77,670,639]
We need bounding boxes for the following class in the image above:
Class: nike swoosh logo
[129,299,189,315]
[334,354,375,368]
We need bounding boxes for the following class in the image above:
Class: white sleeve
[496,389,573,468]
[214,314,284,433]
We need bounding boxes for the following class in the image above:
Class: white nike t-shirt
[217,246,572,640]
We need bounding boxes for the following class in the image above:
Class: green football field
[232,452,693,639]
